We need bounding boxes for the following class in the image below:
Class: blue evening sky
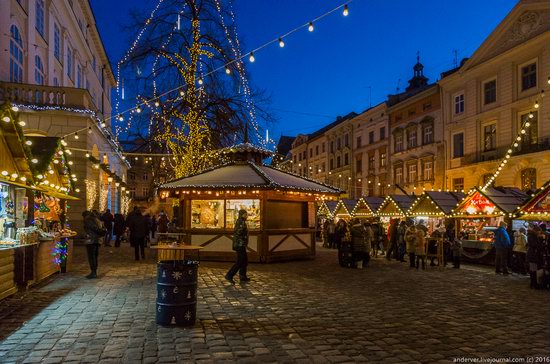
[91,0,517,141]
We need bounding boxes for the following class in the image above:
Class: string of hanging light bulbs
[59,0,352,142]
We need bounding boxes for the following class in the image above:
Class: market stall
[377,194,416,229]
[516,180,550,221]
[333,199,357,221]
[317,200,338,220]
[452,187,528,265]
[351,196,384,220]
[159,143,341,262]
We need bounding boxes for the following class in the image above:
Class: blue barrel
[156,260,198,326]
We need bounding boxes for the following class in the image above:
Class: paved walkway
[0,244,548,363]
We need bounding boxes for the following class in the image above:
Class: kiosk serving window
[226,199,260,230]
[191,200,224,228]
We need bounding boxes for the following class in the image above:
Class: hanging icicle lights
[111,0,352,135]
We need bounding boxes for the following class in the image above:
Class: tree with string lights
[116,0,272,178]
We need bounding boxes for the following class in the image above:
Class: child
[415,227,426,270]
[451,239,462,268]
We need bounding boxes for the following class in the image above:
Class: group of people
[82,207,173,278]
[495,221,550,290]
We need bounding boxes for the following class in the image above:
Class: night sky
[91,0,517,141]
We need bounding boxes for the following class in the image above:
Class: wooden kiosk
[159,143,341,263]
[516,180,550,221]
[351,197,384,219]
[333,199,357,220]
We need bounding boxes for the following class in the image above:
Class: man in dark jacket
[225,209,250,284]
[128,210,149,261]
[494,221,511,274]
[101,209,114,247]
[83,210,104,279]
[386,219,399,260]
[113,213,125,247]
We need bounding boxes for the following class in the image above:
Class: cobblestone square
[0,245,548,363]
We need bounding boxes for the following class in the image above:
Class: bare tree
[117,0,273,178]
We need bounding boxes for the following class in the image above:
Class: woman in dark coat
[527,225,544,289]
[113,213,125,248]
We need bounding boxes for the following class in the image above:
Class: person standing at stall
[405,222,417,268]
[327,219,336,249]
[386,219,399,261]
[513,227,528,275]
[527,225,544,289]
[113,213,125,248]
[415,226,427,270]
[100,209,114,247]
[225,209,250,284]
[350,219,367,268]
[494,221,512,275]
[83,211,105,279]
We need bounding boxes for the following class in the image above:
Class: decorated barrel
[156,260,198,326]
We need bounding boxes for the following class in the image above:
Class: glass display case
[226,199,260,230]
[191,200,224,229]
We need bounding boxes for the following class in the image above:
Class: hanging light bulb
[534,100,539,108]
[74,132,79,140]
[343,4,349,16]
[11,173,18,179]
[513,142,519,147]
[179,90,185,96]
[25,140,32,146]
[249,52,255,62]
[85,151,90,158]
[18,120,26,127]
[136,107,142,113]
[2,116,10,123]
[101,122,106,128]
[529,112,534,118]
[547,76,550,85]
[75,188,80,193]
[154,101,160,107]
[1,171,7,176]
[198,78,203,85]
[225,66,231,75]
[88,126,92,134]
[11,106,19,112]
[31,158,38,164]
[525,121,531,127]
[118,115,124,122]
[278,38,285,48]
[308,22,314,32]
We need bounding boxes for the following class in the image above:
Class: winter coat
[526,230,544,265]
[232,217,248,251]
[389,222,399,245]
[493,227,511,250]
[415,230,426,256]
[513,233,528,253]
[405,227,417,253]
[113,214,126,235]
[350,223,367,253]
[101,212,114,230]
[364,225,374,248]
[398,224,407,246]
[158,214,169,233]
[128,214,150,239]
[84,214,104,245]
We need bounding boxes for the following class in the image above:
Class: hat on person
[238,209,247,217]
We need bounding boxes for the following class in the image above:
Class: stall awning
[317,200,338,217]
[453,187,528,217]
[334,199,357,217]
[517,180,550,220]
[377,194,416,217]
[408,191,466,217]
[0,177,42,191]
[352,196,384,217]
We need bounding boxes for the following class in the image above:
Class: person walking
[83,210,105,279]
[100,209,114,247]
[128,210,149,261]
[350,219,367,268]
[386,219,399,260]
[405,223,417,268]
[513,227,528,275]
[113,213,125,248]
[225,209,250,284]
[327,220,336,249]
[397,221,407,262]
[494,221,512,275]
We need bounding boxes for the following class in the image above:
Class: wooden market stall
[159,143,341,263]
[516,180,550,221]
[333,199,357,221]
[351,196,384,220]
[377,194,416,223]
[317,200,338,219]
[453,186,528,265]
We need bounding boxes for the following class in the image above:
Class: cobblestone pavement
[0,244,548,364]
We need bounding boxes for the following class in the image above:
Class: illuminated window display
[226,199,260,230]
[191,200,224,229]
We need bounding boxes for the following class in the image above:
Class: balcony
[0,82,98,112]
[461,137,550,165]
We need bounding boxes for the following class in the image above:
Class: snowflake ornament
[172,271,182,280]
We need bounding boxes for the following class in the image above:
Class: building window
[453,178,464,191]
[395,133,403,152]
[77,64,82,88]
[53,77,59,86]
[315,145,319,155]
[408,129,417,148]
[67,47,73,80]
[356,158,362,173]
[344,134,349,147]
[293,156,297,164]
[34,56,45,85]
[344,153,349,166]
[321,162,325,172]
[395,167,403,185]
[330,141,334,153]
[54,24,61,61]
[356,136,362,148]
[336,156,341,168]
[143,174,148,181]
[36,0,45,37]
[309,148,312,158]
[454,93,464,115]
[408,164,417,183]
[337,138,341,150]
[92,56,96,74]
[142,187,149,197]
[368,155,375,172]
[453,133,464,158]
[483,124,497,152]
[380,152,386,168]
[369,131,374,144]
[521,62,537,91]
[322,143,325,153]
[423,160,433,181]
[484,79,497,105]
[330,159,334,170]
[423,102,432,111]
[521,168,536,192]
[422,124,433,145]
[380,127,386,140]
[520,111,538,146]
[9,25,24,83]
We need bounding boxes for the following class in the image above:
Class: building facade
[0,0,128,233]
[325,113,357,196]
[440,0,550,192]
[352,102,389,197]
[387,59,444,195]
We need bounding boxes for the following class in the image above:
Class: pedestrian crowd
[81,207,175,279]
[322,218,550,290]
